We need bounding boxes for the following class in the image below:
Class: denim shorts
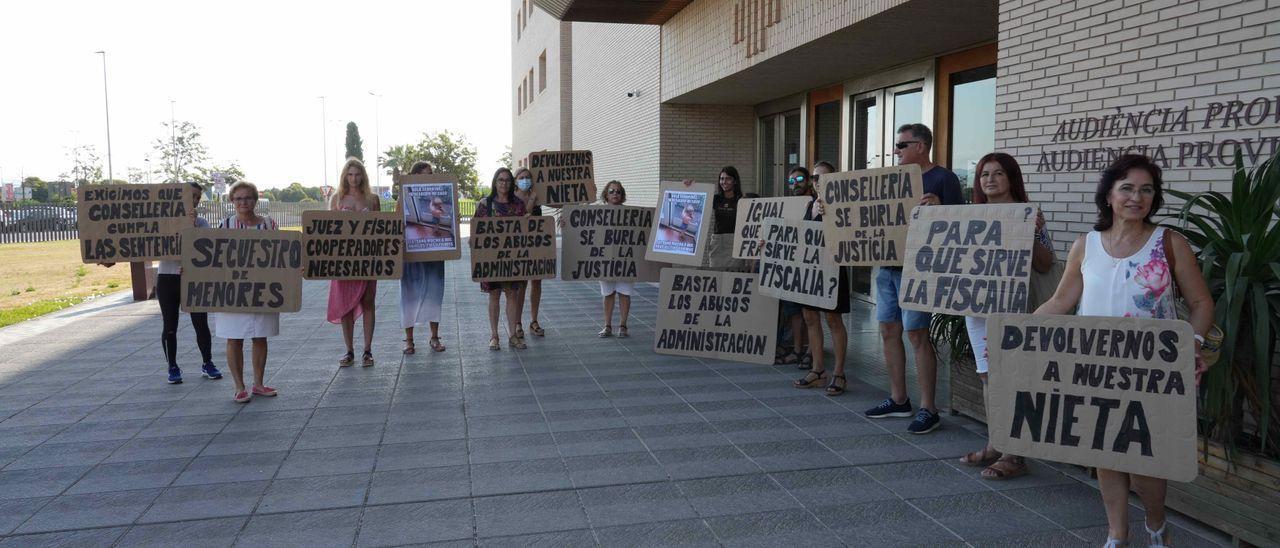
[874,267,931,331]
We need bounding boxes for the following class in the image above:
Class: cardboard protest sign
[645,181,713,267]
[814,164,923,266]
[655,268,779,364]
[732,196,811,259]
[987,313,1197,482]
[560,204,664,282]
[528,150,596,206]
[757,218,839,309]
[397,174,461,262]
[78,183,193,263]
[470,216,557,282]
[180,228,303,313]
[301,210,404,280]
[899,203,1038,317]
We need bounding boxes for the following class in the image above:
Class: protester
[214,181,280,403]
[1034,154,1212,547]
[595,180,633,338]
[958,152,1055,479]
[399,161,446,354]
[327,158,380,367]
[712,166,743,235]
[476,168,528,350]
[865,123,964,433]
[775,167,810,368]
[104,182,221,384]
[792,161,850,395]
[512,167,547,339]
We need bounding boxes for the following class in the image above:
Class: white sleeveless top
[1079,226,1177,319]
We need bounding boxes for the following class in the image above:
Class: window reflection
[949,65,997,195]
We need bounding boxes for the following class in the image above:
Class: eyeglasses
[894,141,921,150]
[786,176,805,185]
[232,197,256,202]
[496,178,514,183]
[607,189,623,195]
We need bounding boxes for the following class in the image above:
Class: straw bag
[1163,230,1224,367]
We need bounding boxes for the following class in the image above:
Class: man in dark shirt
[864,123,963,435]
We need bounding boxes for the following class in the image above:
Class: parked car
[12,208,72,232]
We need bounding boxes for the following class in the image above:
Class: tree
[61,145,103,186]
[151,121,209,184]
[194,163,245,190]
[380,130,482,198]
[345,122,363,161]
[21,177,48,202]
[499,146,512,170]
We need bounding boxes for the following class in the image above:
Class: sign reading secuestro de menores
[529,150,596,207]
[731,196,811,259]
[655,268,778,364]
[757,218,838,309]
[301,211,404,280]
[560,205,664,282]
[180,228,303,313]
[815,165,922,266]
[900,204,1037,317]
[987,313,1197,482]
[470,216,557,282]
[78,183,193,263]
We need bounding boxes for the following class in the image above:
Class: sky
[0,0,512,190]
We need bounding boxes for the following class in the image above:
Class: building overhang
[532,0,694,24]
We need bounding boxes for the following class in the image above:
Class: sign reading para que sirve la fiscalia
[986,313,1197,482]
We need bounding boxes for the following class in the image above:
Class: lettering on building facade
[733,0,782,59]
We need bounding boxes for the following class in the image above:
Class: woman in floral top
[474,168,528,351]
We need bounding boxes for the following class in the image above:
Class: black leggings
[156,274,212,367]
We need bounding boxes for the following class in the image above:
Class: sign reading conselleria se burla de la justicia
[1036,94,1279,172]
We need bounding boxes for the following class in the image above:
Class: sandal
[338,351,354,367]
[799,350,813,368]
[489,336,501,351]
[529,321,545,337]
[777,351,799,366]
[793,370,827,388]
[509,336,527,350]
[598,326,613,338]
[429,337,446,352]
[233,390,251,403]
[959,448,1002,467]
[403,340,416,355]
[515,323,525,340]
[362,350,374,367]
[617,325,629,338]
[981,457,1028,480]
[825,375,847,396]
[251,385,278,397]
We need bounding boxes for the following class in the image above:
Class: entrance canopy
[532,0,694,24]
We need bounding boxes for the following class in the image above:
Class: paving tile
[17,488,162,533]
[703,508,842,547]
[563,451,666,488]
[356,499,474,547]
[276,445,379,478]
[467,433,558,465]
[617,403,704,427]
[474,490,588,538]
[578,482,698,528]
[676,474,799,518]
[306,404,389,428]
[471,457,572,496]
[136,414,233,439]
[3,439,124,470]
[0,424,64,449]
[632,422,729,450]
[819,433,933,465]
[735,439,846,472]
[911,490,1063,541]
[138,480,270,523]
[479,528,597,547]
[292,423,384,450]
[367,465,470,505]
[256,473,369,513]
[861,460,989,499]
[466,413,549,438]
[553,428,647,457]
[0,465,91,499]
[594,519,719,548]
[67,458,190,494]
[173,451,286,486]
[199,427,300,457]
[710,417,810,445]
[0,496,50,535]
[810,499,963,546]
[46,418,151,444]
[105,434,215,464]
[1003,482,1130,529]
[545,407,628,432]
[237,507,360,547]
[116,516,247,548]
[651,444,760,480]
[382,419,467,444]
[222,409,312,433]
[770,467,897,508]
[0,526,127,547]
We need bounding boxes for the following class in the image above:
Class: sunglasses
[607,189,623,195]
[895,141,920,150]
[786,176,805,185]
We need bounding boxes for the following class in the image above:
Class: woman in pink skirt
[328,158,380,367]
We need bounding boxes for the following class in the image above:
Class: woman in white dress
[596,180,632,338]
[214,181,281,403]
[399,161,447,354]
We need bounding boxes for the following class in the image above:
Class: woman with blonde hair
[215,180,280,403]
[328,158,381,367]
[596,180,632,337]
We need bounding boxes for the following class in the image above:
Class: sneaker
[865,397,913,418]
[167,366,183,384]
[201,362,223,380]
[907,408,941,434]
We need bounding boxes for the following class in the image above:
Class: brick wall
[570,23,662,205]
[997,0,1280,252]
[658,104,758,201]
[512,0,570,166]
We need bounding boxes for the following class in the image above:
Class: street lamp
[170,100,178,183]
[368,91,381,191]
[95,51,113,183]
[318,96,328,187]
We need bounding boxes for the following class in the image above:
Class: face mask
[516,178,532,191]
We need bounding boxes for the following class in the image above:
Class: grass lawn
[0,240,132,327]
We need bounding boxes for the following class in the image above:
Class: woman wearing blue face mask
[512,167,547,339]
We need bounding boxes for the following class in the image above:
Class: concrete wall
[997,0,1280,251]
[570,22,662,206]
[512,0,571,167]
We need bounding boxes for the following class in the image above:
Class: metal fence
[0,199,480,245]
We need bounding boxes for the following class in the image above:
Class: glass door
[948,64,996,200]
[851,91,881,170]
[885,83,925,161]
[758,110,802,197]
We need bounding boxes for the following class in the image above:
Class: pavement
[0,250,1230,547]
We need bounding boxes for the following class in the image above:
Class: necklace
[1103,228,1148,263]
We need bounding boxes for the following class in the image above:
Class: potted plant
[929,313,983,419]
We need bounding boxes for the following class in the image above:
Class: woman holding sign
[328,158,380,367]
[792,162,851,395]
[477,168,528,351]
[400,161,447,354]
[597,180,633,338]
[512,167,547,339]
[712,166,743,235]
[215,181,280,403]
[958,153,1056,480]
[1035,155,1213,547]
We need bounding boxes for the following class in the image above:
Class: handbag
[1027,258,1065,313]
[1163,229,1224,367]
